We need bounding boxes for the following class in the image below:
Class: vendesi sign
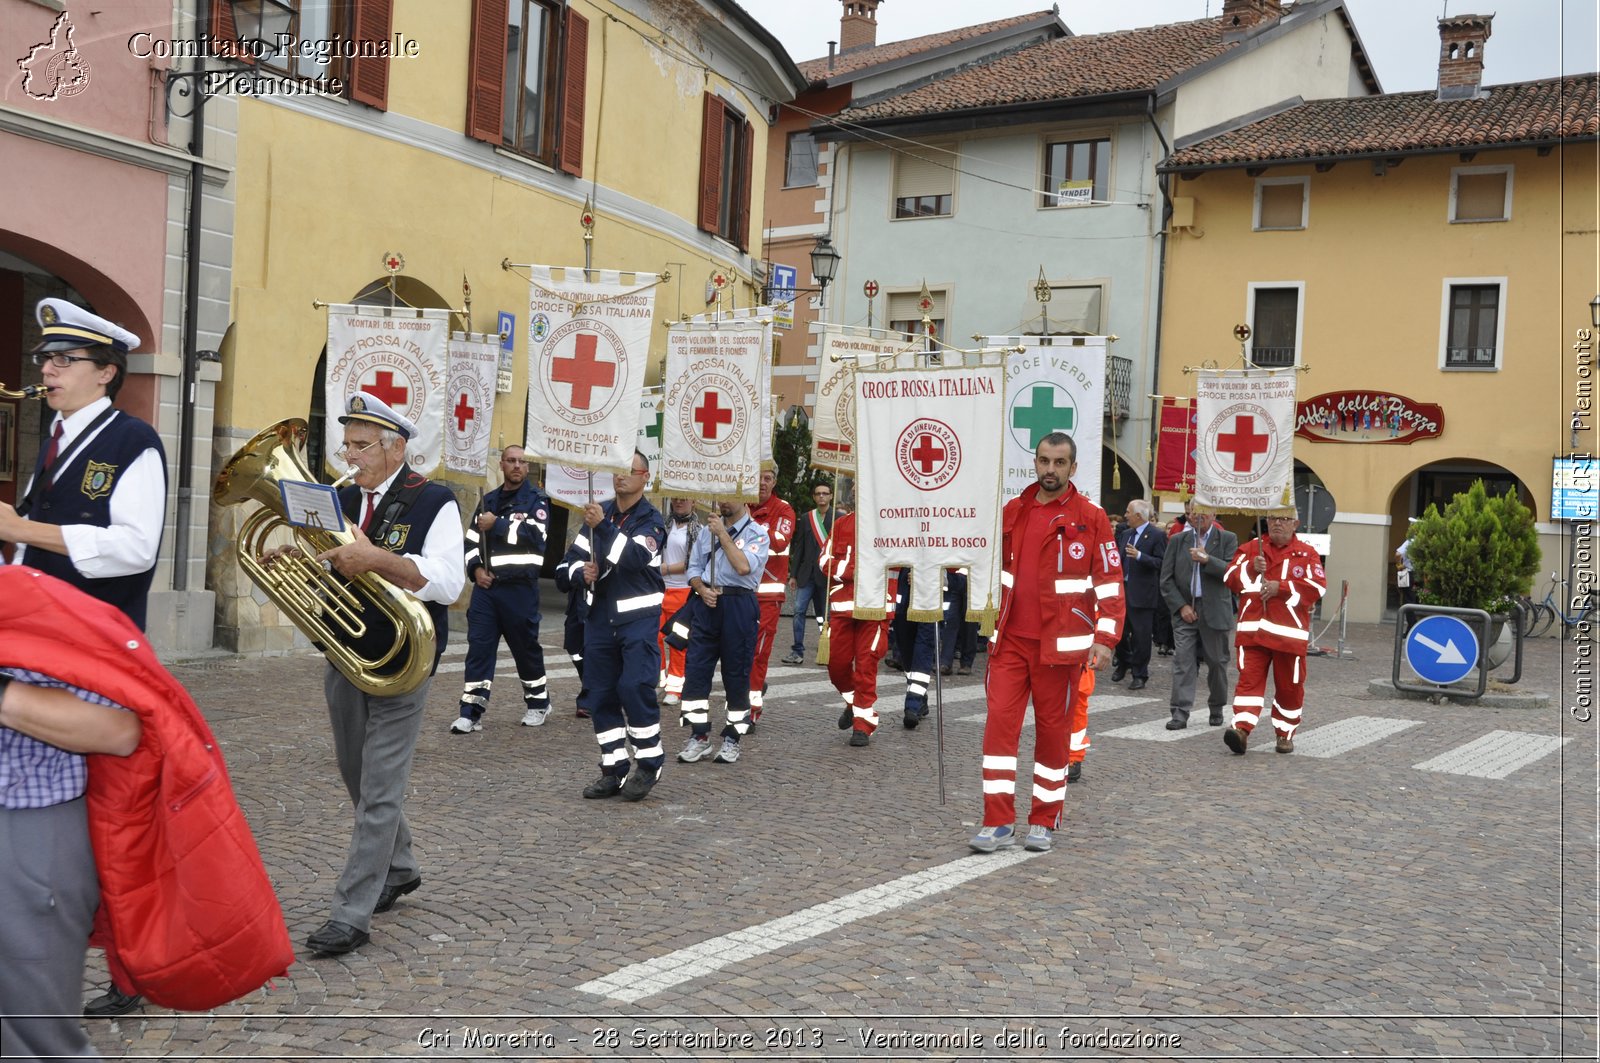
[1296,391,1443,444]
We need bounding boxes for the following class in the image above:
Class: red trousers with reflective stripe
[828,614,890,734]
[1067,668,1093,765]
[1231,644,1306,738]
[981,634,1079,828]
[747,599,782,707]
[658,586,690,692]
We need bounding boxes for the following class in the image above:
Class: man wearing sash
[784,482,833,664]
[298,393,464,955]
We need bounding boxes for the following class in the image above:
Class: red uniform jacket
[750,493,796,599]
[994,482,1125,665]
[1225,534,1327,653]
[820,512,892,615]
[0,567,293,1011]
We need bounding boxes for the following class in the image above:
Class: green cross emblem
[645,411,664,446]
[1011,384,1075,448]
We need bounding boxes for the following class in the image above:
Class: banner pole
[932,571,947,806]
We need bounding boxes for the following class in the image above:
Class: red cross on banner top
[324,304,450,477]
[524,265,660,474]
[1194,368,1298,514]
[444,331,501,476]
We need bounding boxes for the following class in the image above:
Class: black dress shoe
[1129,677,1147,690]
[957,662,972,675]
[1165,718,1187,730]
[620,769,657,801]
[374,876,421,914]
[582,774,623,799]
[1066,761,1082,784]
[84,985,142,1017]
[940,663,953,676]
[1209,712,1224,726]
[305,920,369,956]
[1110,667,1127,682]
[848,730,870,746]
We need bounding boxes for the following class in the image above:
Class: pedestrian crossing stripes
[576,848,1032,1003]
[1098,717,1218,742]
[1413,730,1570,779]
[952,693,1158,727]
[1293,716,1422,758]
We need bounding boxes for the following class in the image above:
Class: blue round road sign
[1404,614,1479,685]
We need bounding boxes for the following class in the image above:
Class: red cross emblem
[365,370,409,408]
[694,390,734,440]
[909,434,945,473]
[895,417,962,492]
[1216,413,1271,473]
[551,334,616,411]
[863,280,879,298]
[454,392,476,433]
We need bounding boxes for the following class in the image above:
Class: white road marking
[575,849,1032,1003]
[1295,716,1422,758]
[953,693,1157,727]
[1098,717,1217,742]
[1413,730,1570,779]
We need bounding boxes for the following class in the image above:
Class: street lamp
[809,234,842,297]
[164,0,294,117]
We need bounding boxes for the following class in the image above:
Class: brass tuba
[213,418,437,696]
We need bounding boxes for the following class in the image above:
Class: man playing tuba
[265,392,463,956]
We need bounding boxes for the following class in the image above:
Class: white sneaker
[449,717,477,735]
[712,737,741,764]
[678,734,713,762]
[521,706,549,727]
[1023,824,1054,852]
[662,691,681,707]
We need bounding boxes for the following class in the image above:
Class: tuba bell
[214,418,437,696]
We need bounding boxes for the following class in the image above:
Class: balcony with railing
[1105,353,1132,426]
[1445,346,1497,368]
[1250,346,1297,368]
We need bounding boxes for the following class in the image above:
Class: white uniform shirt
[14,397,164,578]
[361,467,465,606]
[662,519,694,590]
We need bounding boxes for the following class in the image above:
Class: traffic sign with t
[551,334,616,410]
[1405,615,1479,685]
[1012,385,1075,448]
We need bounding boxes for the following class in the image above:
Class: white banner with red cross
[986,335,1106,503]
[1195,368,1297,513]
[524,266,659,474]
[443,332,501,476]
[660,319,765,500]
[324,305,450,475]
[853,361,1005,629]
[691,307,775,469]
[811,325,918,475]
[544,462,614,512]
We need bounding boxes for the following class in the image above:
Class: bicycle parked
[1520,572,1596,637]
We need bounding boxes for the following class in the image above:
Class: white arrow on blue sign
[1404,614,1480,685]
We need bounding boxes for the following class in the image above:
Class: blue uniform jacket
[559,497,666,625]
[465,480,550,581]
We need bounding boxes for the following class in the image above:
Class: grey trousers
[324,667,431,932]
[0,798,100,1061]
[1169,614,1233,722]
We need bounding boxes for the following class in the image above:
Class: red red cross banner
[443,332,500,476]
[811,325,917,475]
[854,362,1006,629]
[324,305,449,475]
[1195,369,1297,513]
[524,266,659,474]
[986,334,1106,502]
[660,320,765,500]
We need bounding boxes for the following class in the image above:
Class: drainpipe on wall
[171,2,210,593]
[1144,94,1173,493]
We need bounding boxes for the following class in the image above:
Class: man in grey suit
[1158,504,1237,730]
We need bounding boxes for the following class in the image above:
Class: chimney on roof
[839,0,883,54]
[1437,14,1492,100]
[1221,0,1283,41]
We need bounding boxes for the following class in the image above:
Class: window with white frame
[893,145,955,219]
[1440,278,1506,369]
[1450,165,1512,222]
[1253,176,1308,230]
[1246,283,1303,367]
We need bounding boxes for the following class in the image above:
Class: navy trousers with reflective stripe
[584,614,663,777]
[462,581,547,715]
[682,592,759,739]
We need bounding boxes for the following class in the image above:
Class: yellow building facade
[1159,58,1597,623]
[209,0,802,650]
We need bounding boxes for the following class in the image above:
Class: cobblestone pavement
[78,596,1597,1061]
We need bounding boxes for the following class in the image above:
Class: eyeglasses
[32,352,100,369]
[336,439,382,459]
[1266,516,1297,523]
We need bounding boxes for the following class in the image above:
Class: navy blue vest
[340,472,455,671]
[27,412,165,631]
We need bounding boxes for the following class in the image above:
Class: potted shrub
[1407,479,1540,664]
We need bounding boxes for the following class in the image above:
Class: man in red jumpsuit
[973,432,1124,854]
[1222,513,1325,754]
[820,508,894,747]
[747,469,795,724]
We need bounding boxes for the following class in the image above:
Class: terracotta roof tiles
[797,11,1059,83]
[1165,74,1599,168]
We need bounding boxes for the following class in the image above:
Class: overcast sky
[737,0,1599,92]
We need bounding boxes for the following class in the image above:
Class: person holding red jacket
[972,433,1124,854]
[820,507,894,746]
[1222,513,1326,754]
